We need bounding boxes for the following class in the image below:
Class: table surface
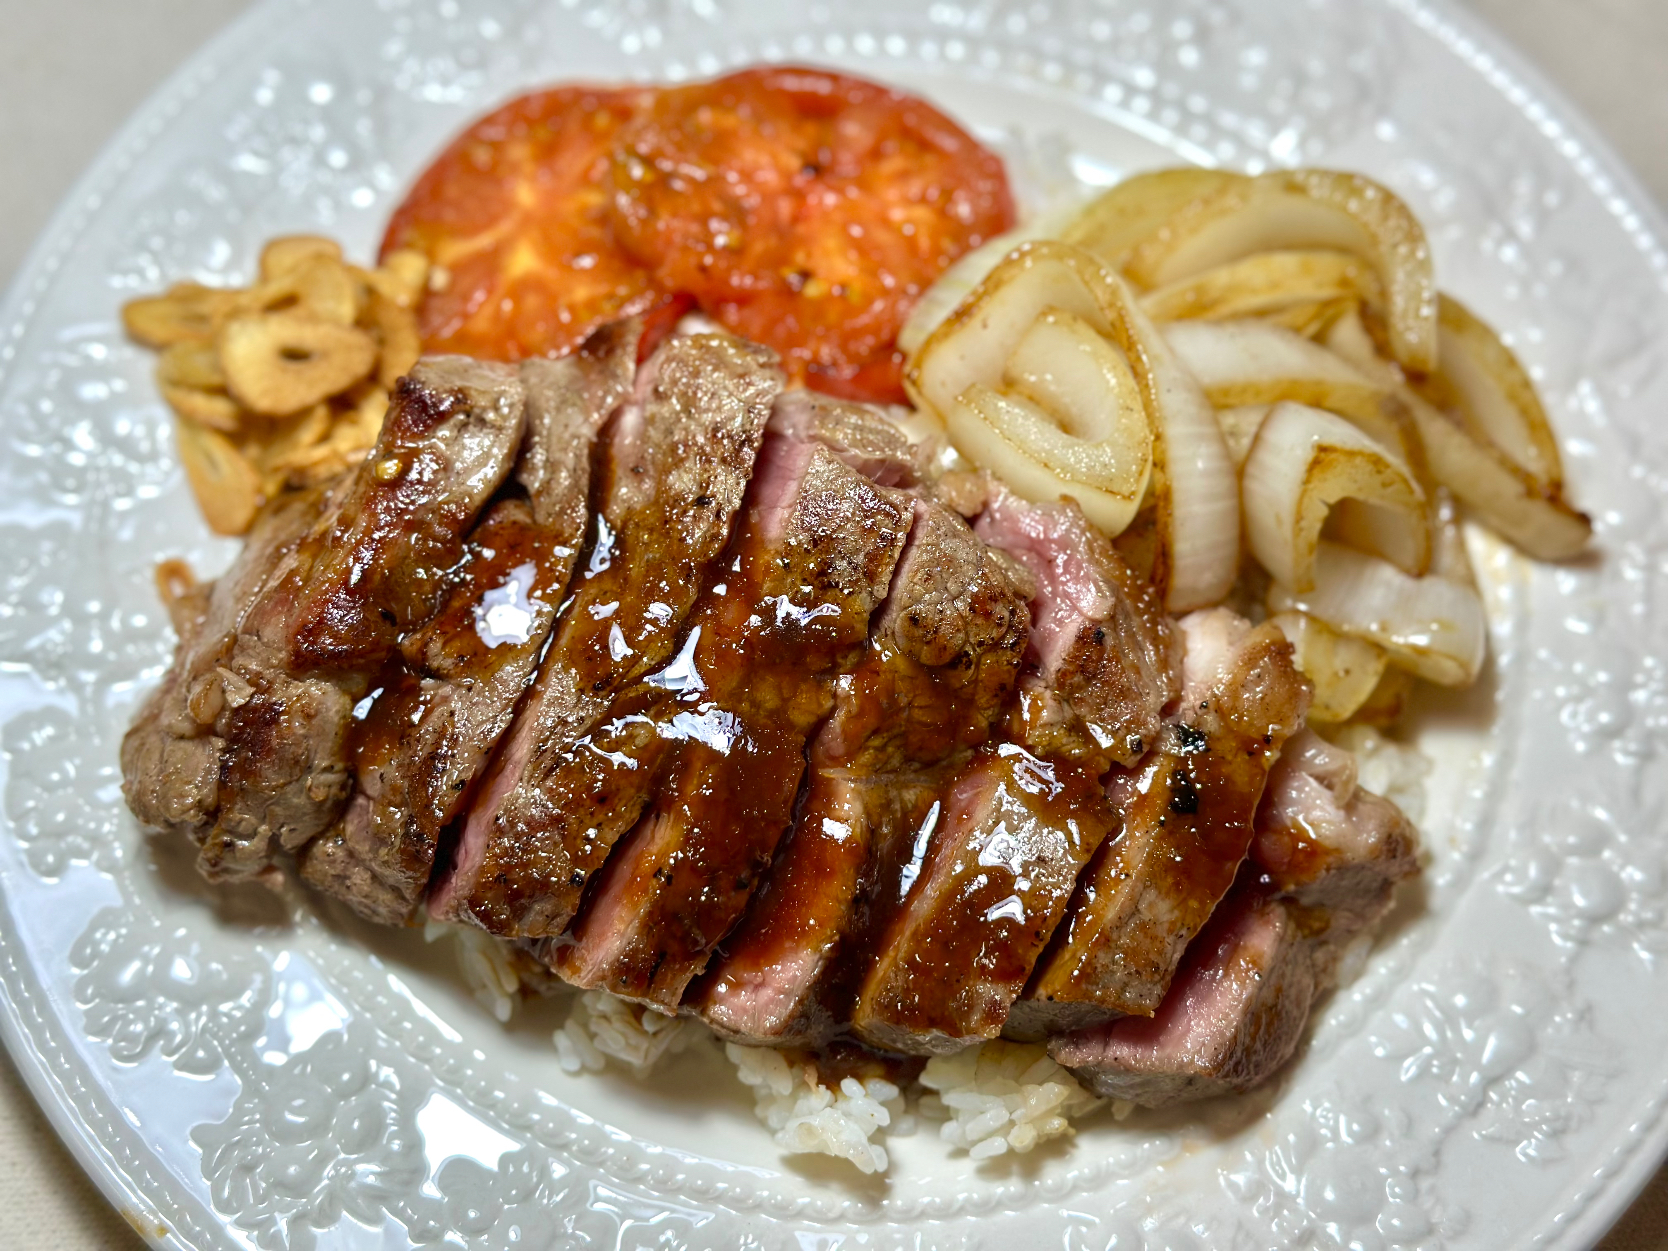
[2,0,1666,1247]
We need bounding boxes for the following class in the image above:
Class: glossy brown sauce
[347,495,555,807]
[1022,627,1308,1022]
[692,501,1030,1044]
[290,372,520,672]
[446,334,781,936]
[851,745,1114,1052]
[553,444,911,1006]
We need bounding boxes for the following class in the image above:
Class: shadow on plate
[141,825,291,930]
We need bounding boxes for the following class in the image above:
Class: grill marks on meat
[976,490,1179,773]
[550,439,913,1007]
[850,745,1114,1054]
[297,327,639,923]
[1054,732,1420,1105]
[692,499,1028,1045]
[124,359,528,885]
[1011,608,1311,1038]
[435,334,784,934]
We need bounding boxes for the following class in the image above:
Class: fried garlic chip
[122,238,425,534]
[120,282,239,348]
[176,421,262,536]
[218,312,377,416]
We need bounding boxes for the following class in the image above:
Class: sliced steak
[976,488,1179,773]
[689,772,931,1047]
[512,319,642,529]
[432,333,783,934]
[282,359,530,672]
[767,389,925,487]
[122,487,334,861]
[124,359,528,883]
[692,500,1028,1045]
[1050,887,1316,1105]
[849,744,1114,1055]
[1250,728,1420,940]
[297,326,640,923]
[1053,735,1421,1105]
[1010,609,1311,1038]
[550,440,913,1008]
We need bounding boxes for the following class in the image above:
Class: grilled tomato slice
[608,67,1014,401]
[381,86,674,362]
[384,69,1014,402]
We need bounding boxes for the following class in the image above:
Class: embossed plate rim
[1,0,1667,1246]
[0,10,325,1248]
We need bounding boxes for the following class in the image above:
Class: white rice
[554,990,701,1077]
[916,1041,1103,1160]
[423,920,527,1023]
[726,1043,904,1175]
[430,916,1106,1174]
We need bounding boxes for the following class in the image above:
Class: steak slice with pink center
[432,333,782,936]
[1009,608,1311,1039]
[1250,727,1420,936]
[1053,733,1422,1105]
[548,441,912,1008]
[1049,887,1316,1105]
[848,744,1115,1055]
[766,389,927,488]
[690,499,1027,1045]
[975,489,1179,774]
[296,321,641,923]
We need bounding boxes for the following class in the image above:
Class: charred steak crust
[435,332,784,936]
[285,358,530,672]
[297,323,642,924]
[124,358,528,885]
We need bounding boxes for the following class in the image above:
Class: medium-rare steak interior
[124,355,532,886]
[431,332,783,936]
[123,317,1421,1105]
[296,323,642,923]
[548,436,912,1007]
[1052,729,1418,1104]
[692,496,1029,1047]
[975,488,1179,773]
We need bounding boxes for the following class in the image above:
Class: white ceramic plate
[2,0,1666,1246]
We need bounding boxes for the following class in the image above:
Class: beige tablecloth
[1,0,1665,1246]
